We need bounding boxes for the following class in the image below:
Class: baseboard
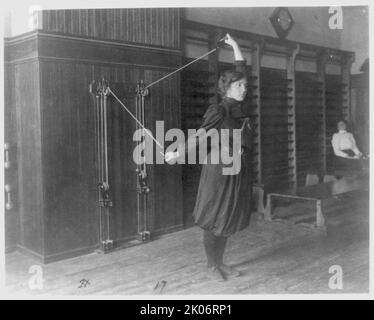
[113,224,185,249]
[42,245,99,264]
[16,244,99,264]
[16,245,45,262]
[152,224,185,237]
[5,245,17,254]
[14,224,185,263]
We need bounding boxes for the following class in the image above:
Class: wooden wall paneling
[121,68,139,237]
[286,44,300,189]
[207,30,220,105]
[325,74,343,171]
[75,63,99,246]
[71,10,80,35]
[149,70,165,232]
[167,69,183,230]
[147,70,161,233]
[150,69,165,233]
[78,10,87,36]
[37,35,181,73]
[41,8,181,49]
[260,68,290,192]
[14,61,45,258]
[175,9,180,49]
[40,61,99,259]
[148,70,183,233]
[106,77,139,242]
[295,71,325,185]
[87,9,95,38]
[351,73,369,154]
[64,10,73,35]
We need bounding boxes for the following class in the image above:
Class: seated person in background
[331,120,364,175]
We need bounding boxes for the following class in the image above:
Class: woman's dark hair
[217,70,246,98]
[337,119,351,131]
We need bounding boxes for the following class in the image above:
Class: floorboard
[5,192,369,295]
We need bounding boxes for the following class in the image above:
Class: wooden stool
[252,184,265,214]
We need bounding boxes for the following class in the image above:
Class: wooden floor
[5,191,369,296]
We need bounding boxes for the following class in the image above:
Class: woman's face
[226,78,247,101]
[337,121,347,131]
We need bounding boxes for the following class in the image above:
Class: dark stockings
[203,230,228,268]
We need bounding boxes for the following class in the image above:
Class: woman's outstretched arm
[224,34,244,61]
[165,33,244,163]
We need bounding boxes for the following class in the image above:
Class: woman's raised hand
[224,33,238,48]
[224,33,244,61]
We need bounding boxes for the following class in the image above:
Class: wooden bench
[264,176,368,230]
[252,184,265,214]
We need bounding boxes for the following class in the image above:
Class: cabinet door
[106,84,140,242]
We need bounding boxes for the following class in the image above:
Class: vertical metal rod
[136,88,141,236]
[100,92,105,244]
[103,93,109,185]
[103,93,110,242]
[95,95,102,186]
[100,93,105,186]
[95,94,103,244]
[141,90,148,232]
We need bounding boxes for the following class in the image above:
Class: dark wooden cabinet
[5,8,183,263]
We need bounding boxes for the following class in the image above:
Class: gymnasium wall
[183,6,369,74]
[4,6,368,73]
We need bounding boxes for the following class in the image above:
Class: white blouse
[331,130,361,158]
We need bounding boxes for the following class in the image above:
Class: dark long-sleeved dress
[182,60,253,237]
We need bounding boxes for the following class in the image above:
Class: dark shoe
[206,266,226,282]
[218,264,241,277]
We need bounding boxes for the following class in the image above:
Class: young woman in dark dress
[165,34,252,281]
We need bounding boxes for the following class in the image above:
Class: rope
[108,87,165,156]
[106,37,227,156]
[145,47,219,89]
